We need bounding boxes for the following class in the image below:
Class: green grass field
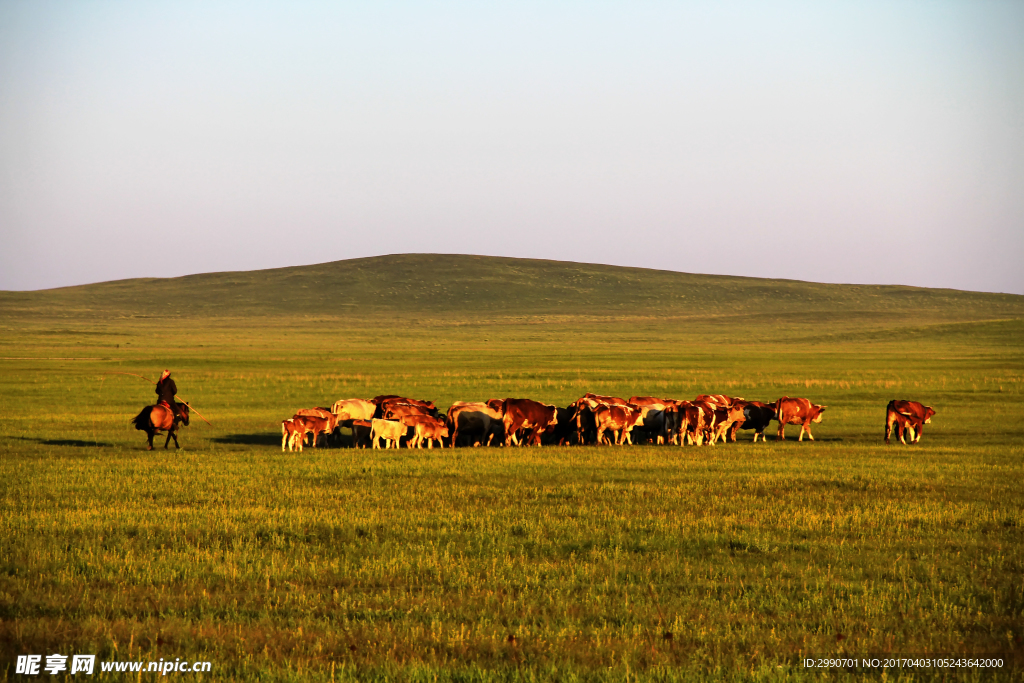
[1,255,1022,681]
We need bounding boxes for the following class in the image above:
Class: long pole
[104,371,213,426]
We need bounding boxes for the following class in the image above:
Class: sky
[1,1,1022,294]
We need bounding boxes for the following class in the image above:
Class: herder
[155,369,183,420]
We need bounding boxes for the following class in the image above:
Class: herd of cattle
[279,394,936,451]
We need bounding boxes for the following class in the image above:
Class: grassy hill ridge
[1,253,1022,321]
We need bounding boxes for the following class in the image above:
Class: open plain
[1,255,1023,681]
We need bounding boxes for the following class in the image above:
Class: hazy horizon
[2,2,1022,295]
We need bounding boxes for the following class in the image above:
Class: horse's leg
[164,428,173,449]
[147,429,155,451]
[171,426,180,449]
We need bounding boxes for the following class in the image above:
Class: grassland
[1,255,1023,681]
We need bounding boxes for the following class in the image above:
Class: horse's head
[179,403,190,426]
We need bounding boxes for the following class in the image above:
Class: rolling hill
[1,253,1022,323]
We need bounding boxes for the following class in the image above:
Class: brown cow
[709,404,748,446]
[665,400,707,446]
[629,396,672,411]
[775,397,826,441]
[885,400,935,444]
[384,402,435,422]
[374,396,438,418]
[502,399,559,446]
[594,404,645,445]
[576,393,629,409]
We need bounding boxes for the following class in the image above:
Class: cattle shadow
[212,432,356,448]
[210,433,281,446]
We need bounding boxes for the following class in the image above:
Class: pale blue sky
[1,1,1022,293]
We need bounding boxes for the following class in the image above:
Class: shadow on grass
[11,436,114,447]
[211,433,281,446]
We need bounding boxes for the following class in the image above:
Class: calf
[281,418,305,452]
[403,415,450,449]
[371,418,407,449]
[294,408,339,446]
[775,397,826,441]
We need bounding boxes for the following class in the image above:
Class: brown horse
[131,403,190,450]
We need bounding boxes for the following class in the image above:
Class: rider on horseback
[155,369,183,421]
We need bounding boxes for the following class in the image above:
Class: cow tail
[131,406,152,431]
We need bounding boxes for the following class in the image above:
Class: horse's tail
[132,406,153,431]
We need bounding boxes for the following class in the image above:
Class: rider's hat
[160,369,171,380]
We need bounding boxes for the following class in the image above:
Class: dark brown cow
[775,397,826,441]
[885,400,935,444]
[447,402,503,446]
[727,401,776,443]
[542,405,579,446]
[350,419,373,449]
[502,399,559,447]
[594,404,645,445]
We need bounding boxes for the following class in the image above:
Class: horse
[131,402,190,450]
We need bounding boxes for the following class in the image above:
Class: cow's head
[811,405,827,423]
[547,406,560,427]
[924,406,935,423]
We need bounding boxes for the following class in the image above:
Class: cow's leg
[777,422,786,441]
[911,424,922,443]
[282,429,288,452]
[885,412,894,444]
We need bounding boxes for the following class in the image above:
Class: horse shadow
[13,437,114,447]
